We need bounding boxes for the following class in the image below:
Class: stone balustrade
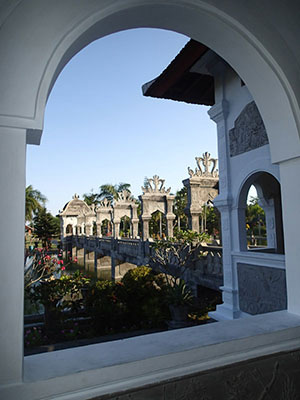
[63,235,223,292]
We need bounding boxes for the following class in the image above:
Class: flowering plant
[24,248,66,289]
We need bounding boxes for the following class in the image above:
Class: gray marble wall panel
[229,101,269,157]
[237,263,287,315]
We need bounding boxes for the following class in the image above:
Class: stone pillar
[72,225,76,235]
[142,217,150,240]
[166,197,175,237]
[166,216,175,237]
[61,219,66,238]
[114,219,120,238]
[132,219,139,238]
[208,98,241,320]
[190,213,200,232]
[0,127,26,385]
[96,223,101,237]
[279,156,300,315]
[86,224,92,236]
[131,204,139,238]
[183,180,202,233]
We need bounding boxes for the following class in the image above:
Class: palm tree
[83,188,100,206]
[25,185,47,222]
[99,182,131,201]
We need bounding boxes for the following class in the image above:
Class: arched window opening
[66,224,73,235]
[120,215,131,238]
[239,173,284,254]
[246,186,267,247]
[101,218,112,237]
[149,210,167,239]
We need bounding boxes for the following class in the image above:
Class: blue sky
[26,28,218,215]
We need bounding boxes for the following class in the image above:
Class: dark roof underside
[142,39,215,106]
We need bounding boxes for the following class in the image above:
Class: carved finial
[142,175,171,195]
[188,167,195,178]
[117,190,133,202]
[73,193,80,199]
[188,152,219,178]
[96,197,112,210]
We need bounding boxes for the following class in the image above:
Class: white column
[0,127,26,385]
[279,156,300,315]
[208,98,241,320]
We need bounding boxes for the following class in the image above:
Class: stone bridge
[63,235,223,292]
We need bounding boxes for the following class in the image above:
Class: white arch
[1,1,300,395]
[0,1,299,162]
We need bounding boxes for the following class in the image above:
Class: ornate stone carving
[141,175,171,194]
[140,175,175,239]
[188,152,218,178]
[116,190,135,203]
[183,152,219,233]
[229,101,269,157]
[96,197,112,209]
[237,263,287,315]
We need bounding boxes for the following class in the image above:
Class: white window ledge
[1,311,300,400]
[232,250,285,269]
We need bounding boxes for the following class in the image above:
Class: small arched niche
[66,224,73,235]
[238,172,284,254]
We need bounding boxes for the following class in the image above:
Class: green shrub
[85,280,126,335]
[119,266,169,328]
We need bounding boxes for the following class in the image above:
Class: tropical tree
[83,189,100,206]
[246,197,266,237]
[99,182,131,201]
[25,185,47,222]
[174,187,188,231]
[33,208,60,247]
[149,210,167,238]
[202,204,220,236]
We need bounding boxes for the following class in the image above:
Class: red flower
[74,257,78,263]
[61,266,65,271]
[60,260,64,265]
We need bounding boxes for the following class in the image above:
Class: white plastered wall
[210,65,284,320]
